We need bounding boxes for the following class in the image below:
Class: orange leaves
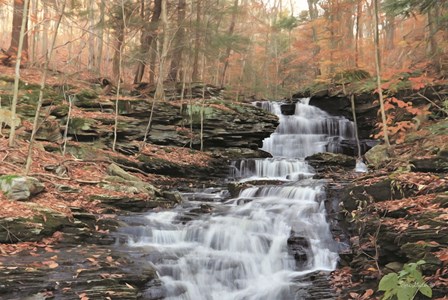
[373,96,430,144]
[43,260,59,269]
[349,289,374,300]
[408,76,429,91]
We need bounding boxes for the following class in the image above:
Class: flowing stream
[126,99,355,299]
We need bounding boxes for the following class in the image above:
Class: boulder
[364,144,390,168]
[410,157,448,173]
[305,152,356,168]
[0,175,45,200]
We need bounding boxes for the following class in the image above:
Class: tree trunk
[154,0,170,100]
[307,0,320,77]
[373,0,390,147]
[385,13,395,50]
[355,0,362,67]
[88,0,96,71]
[219,0,239,87]
[30,0,38,63]
[7,0,31,63]
[8,0,30,147]
[191,0,202,81]
[168,0,186,82]
[427,7,440,73]
[143,0,169,145]
[96,0,106,73]
[25,0,66,174]
[112,23,125,84]
[135,0,162,84]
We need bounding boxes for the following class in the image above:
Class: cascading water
[126,99,355,300]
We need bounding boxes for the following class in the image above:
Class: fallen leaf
[125,283,134,289]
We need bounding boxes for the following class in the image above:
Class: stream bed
[120,99,356,300]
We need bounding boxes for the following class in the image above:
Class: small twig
[0,224,22,243]
[30,173,71,180]
[75,179,103,184]
[417,92,448,115]
[0,160,22,171]
[2,151,10,162]
[113,162,149,176]
[352,171,389,182]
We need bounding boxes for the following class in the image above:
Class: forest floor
[327,118,448,299]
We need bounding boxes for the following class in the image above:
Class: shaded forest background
[1,0,447,99]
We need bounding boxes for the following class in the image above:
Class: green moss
[0,175,21,185]
[427,119,448,135]
[183,105,220,124]
[68,117,95,134]
[51,104,69,117]
[78,89,98,99]
[333,69,371,84]
[302,81,330,95]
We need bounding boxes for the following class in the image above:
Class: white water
[129,99,353,299]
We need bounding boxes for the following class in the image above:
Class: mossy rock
[182,104,223,124]
[0,203,69,243]
[0,175,45,200]
[89,194,171,212]
[19,86,64,106]
[51,104,69,117]
[68,117,96,134]
[73,89,99,108]
[64,143,105,160]
[137,155,186,176]
[432,193,448,208]
[305,152,356,168]
[365,144,390,169]
[400,242,441,271]
[333,69,371,84]
[410,156,448,173]
[16,104,38,117]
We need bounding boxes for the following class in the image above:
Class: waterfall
[127,99,353,299]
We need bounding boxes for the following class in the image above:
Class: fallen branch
[30,173,71,181]
[417,92,448,115]
[75,179,103,184]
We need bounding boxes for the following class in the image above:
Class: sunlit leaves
[378,260,432,300]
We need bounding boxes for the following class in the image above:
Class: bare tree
[9,0,30,147]
[373,0,390,147]
[25,0,67,174]
[7,0,31,62]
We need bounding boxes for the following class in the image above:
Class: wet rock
[307,93,378,140]
[162,191,183,204]
[341,177,417,212]
[410,156,448,173]
[0,175,45,200]
[137,155,187,176]
[305,152,356,168]
[212,147,272,159]
[89,194,172,212]
[287,235,310,269]
[292,271,337,300]
[280,103,296,115]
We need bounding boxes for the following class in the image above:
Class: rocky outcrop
[292,84,448,140]
[0,203,69,243]
[43,95,278,153]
